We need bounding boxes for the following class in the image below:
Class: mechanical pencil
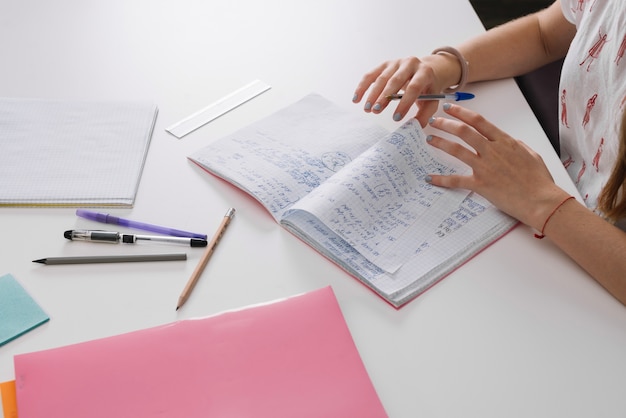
[64,230,208,247]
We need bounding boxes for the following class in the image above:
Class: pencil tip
[176,306,180,311]
[32,259,45,264]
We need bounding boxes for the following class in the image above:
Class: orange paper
[14,287,387,417]
[0,380,18,418]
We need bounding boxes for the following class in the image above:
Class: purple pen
[75,209,208,240]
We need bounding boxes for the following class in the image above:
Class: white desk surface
[1,1,626,417]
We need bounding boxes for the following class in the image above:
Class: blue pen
[386,92,475,101]
[75,210,208,240]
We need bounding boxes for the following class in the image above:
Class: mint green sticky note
[0,274,49,346]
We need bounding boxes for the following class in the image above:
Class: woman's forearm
[447,1,576,86]
[542,198,626,306]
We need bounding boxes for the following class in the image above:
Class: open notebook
[0,98,158,207]
[189,94,517,307]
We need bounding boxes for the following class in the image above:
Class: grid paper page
[0,98,158,207]
[189,94,389,221]
[291,119,472,273]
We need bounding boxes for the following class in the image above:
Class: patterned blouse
[559,0,626,219]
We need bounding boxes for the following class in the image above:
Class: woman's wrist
[534,196,576,239]
[420,49,466,93]
[527,188,574,234]
[431,47,469,92]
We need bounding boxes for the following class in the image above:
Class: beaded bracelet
[534,196,575,239]
[431,46,469,93]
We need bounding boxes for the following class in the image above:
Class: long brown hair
[598,109,626,221]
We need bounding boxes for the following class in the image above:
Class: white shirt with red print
[559,0,626,213]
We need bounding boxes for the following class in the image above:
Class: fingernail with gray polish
[365,102,372,111]
[352,93,358,102]
[426,135,433,142]
[443,103,452,110]
[425,175,433,183]
[393,113,402,121]
[428,117,436,124]
[373,103,382,112]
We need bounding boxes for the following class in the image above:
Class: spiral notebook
[0,98,158,207]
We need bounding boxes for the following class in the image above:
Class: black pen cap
[191,239,208,247]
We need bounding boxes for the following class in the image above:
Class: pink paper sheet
[14,287,387,417]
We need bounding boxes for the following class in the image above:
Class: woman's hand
[426,103,570,230]
[352,56,445,126]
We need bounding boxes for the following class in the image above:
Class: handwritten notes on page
[191,94,389,220]
[190,94,517,307]
[14,287,388,418]
[289,119,471,273]
[0,98,157,207]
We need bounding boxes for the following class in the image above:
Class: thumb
[415,101,439,127]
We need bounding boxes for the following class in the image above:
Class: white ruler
[166,79,271,138]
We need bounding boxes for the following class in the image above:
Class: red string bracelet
[534,196,575,239]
